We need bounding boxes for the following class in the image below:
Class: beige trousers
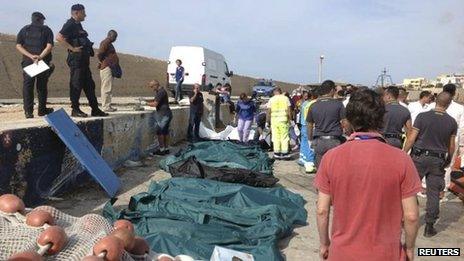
[100,67,113,109]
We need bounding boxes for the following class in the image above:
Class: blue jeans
[175,81,183,101]
[154,111,173,135]
[187,113,202,140]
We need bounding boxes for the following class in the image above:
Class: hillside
[0,34,299,99]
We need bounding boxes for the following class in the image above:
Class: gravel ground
[45,145,464,260]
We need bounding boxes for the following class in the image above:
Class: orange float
[93,235,124,261]
[129,236,150,255]
[37,226,68,255]
[0,194,25,214]
[26,210,55,227]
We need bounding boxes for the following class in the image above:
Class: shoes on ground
[71,109,88,118]
[25,112,34,119]
[91,109,109,117]
[38,108,54,116]
[423,223,437,237]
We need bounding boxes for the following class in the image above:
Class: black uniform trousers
[412,154,445,224]
[385,137,403,149]
[22,70,50,114]
[312,138,341,168]
[69,65,99,111]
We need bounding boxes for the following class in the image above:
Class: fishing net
[0,205,150,260]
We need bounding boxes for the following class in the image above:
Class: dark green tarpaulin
[160,141,274,175]
[103,178,307,261]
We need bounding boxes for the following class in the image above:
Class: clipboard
[23,60,50,77]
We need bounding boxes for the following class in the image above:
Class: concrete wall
[101,109,190,168]
[0,106,195,206]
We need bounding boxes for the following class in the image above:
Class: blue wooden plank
[45,109,120,197]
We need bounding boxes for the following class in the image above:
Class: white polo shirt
[408,101,431,124]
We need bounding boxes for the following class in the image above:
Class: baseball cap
[31,12,46,20]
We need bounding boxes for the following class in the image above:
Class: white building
[436,73,464,88]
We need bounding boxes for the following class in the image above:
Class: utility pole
[318,55,324,83]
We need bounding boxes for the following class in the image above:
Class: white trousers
[100,67,113,109]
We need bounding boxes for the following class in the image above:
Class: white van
[167,46,233,94]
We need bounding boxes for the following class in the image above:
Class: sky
[1,0,463,85]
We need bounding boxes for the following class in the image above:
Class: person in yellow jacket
[267,88,292,159]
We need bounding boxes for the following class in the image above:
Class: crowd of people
[248,80,460,260]
[307,82,462,260]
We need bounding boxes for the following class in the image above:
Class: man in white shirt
[408,90,433,124]
[398,87,409,108]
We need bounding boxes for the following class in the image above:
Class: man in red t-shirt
[314,89,422,261]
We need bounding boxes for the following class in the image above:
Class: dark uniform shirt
[16,24,54,65]
[413,110,457,152]
[307,98,345,137]
[189,92,204,115]
[59,18,93,67]
[383,102,411,135]
[154,88,171,116]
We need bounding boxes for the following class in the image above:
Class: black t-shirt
[16,24,54,65]
[59,18,92,65]
[59,18,85,45]
[189,92,204,115]
[383,103,411,135]
[413,110,457,152]
[154,88,171,115]
[307,98,345,137]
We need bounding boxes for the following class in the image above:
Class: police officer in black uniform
[382,86,412,149]
[56,4,107,117]
[307,80,346,168]
[16,12,54,118]
[403,92,457,237]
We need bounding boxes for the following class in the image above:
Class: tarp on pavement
[160,141,273,174]
[103,178,307,261]
[168,156,278,187]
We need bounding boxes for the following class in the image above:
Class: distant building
[403,77,428,90]
[436,73,464,88]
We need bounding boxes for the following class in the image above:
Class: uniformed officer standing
[15,12,54,118]
[56,4,108,117]
[307,80,346,167]
[403,92,457,237]
[382,86,412,149]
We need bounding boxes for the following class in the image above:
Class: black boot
[424,223,437,237]
[25,112,34,119]
[71,109,88,118]
[38,108,54,116]
[91,108,109,117]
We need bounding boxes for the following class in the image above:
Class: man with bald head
[404,92,457,237]
[98,30,120,112]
